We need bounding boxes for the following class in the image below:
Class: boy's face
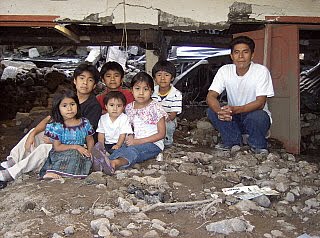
[105,98,124,119]
[102,69,122,91]
[154,71,172,89]
[74,71,96,95]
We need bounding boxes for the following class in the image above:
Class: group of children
[0,59,182,183]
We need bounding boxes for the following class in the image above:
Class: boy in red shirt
[96,61,134,114]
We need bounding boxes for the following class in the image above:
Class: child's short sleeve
[44,122,63,141]
[83,118,95,136]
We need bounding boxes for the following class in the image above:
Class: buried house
[0,0,320,154]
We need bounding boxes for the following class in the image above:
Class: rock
[168,228,180,237]
[21,201,37,212]
[143,230,160,238]
[234,200,262,212]
[120,229,133,236]
[151,223,166,232]
[285,192,295,202]
[275,203,292,217]
[271,229,284,237]
[206,217,254,235]
[94,208,106,216]
[52,233,63,238]
[275,182,289,192]
[305,198,319,208]
[91,218,110,232]
[98,224,111,237]
[104,210,115,219]
[301,187,316,196]
[64,226,75,235]
[253,195,271,208]
[178,163,197,174]
[85,172,107,185]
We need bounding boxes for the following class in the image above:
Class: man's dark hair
[100,61,124,79]
[152,60,176,78]
[230,36,255,53]
[73,63,100,83]
[103,91,127,106]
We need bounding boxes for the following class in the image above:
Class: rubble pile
[0,129,319,237]
[0,60,74,121]
[301,112,320,152]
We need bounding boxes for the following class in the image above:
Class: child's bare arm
[167,112,178,121]
[98,133,105,144]
[112,133,126,149]
[25,115,51,150]
[126,117,166,146]
[86,135,94,153]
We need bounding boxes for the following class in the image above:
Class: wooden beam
[265,16,320,24]
[0,15,58,27]
[54,24,80,44]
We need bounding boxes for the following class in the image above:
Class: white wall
[1,0,319,29]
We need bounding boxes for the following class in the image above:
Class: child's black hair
[152,60,176,78]
[50,89,81,124]
[74,63,100,83]
[100,61,124,79]
[230,36,255,53]
[103,91,127,106]
[131,72,154,92]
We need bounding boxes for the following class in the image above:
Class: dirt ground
[0,120,319,238]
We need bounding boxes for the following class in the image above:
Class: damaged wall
[1,0,320,30]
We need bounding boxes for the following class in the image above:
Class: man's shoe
[0,181,7,189]
[0,165,6,170]
[215,143,231,151]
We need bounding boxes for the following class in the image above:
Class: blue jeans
[165,119,176,146]
[109,143,161,169]
[207,108,270,149]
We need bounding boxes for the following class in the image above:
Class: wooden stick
[142,198,221,213]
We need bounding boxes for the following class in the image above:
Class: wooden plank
[54,24,80,43]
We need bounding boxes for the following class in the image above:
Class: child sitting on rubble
[0,63,101,186]
[151,60,182,148]
[96,61,134,114]
[95,72,167,174]
[39,89,94,179]
[96,91,133,154]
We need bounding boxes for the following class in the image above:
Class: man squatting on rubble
[206,35,274,154]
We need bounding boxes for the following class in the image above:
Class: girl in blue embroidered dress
[108,72,167,171]
[39,89,94,179]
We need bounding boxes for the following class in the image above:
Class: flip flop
[91,142,114,175]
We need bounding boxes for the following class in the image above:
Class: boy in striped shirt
[151,60,182,147]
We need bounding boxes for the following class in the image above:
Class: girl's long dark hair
[131,72,154,92]
[50,89,81,124]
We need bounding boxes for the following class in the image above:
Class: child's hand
[77,146,91,157]
[111,144,120,150]
[42,135,52,144]
[125,136,136,146]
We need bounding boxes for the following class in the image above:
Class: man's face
[230,43,254,74]
[74,71,96,95]
[102,70,122,90]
